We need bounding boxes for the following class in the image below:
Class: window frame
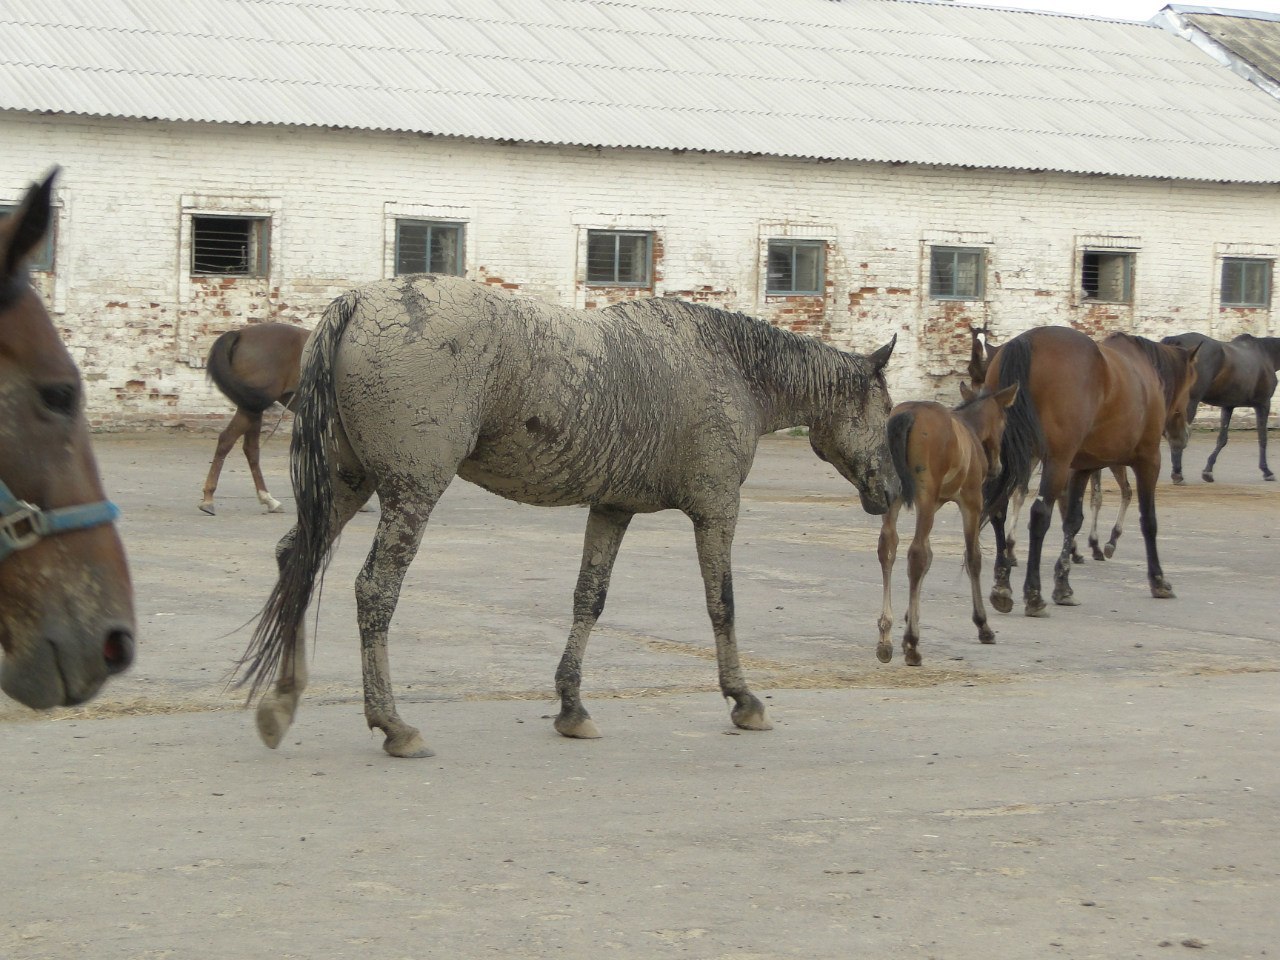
[1220,257,1272,308]
[190,214,271,278]
[766,239,826,296]
[0,202,55,271]
[929,245,986,301]
[394,218,466,277]
[585,229,653,287]
[1080,249,1135,304]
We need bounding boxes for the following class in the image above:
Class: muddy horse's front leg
[875,502,901,663]
[692,510,771,731]
[356,493,435,758]
[554,507,633,739]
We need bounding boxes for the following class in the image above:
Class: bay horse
[0,171,134,707]
[968,325,1133,565]
[981,327,1197,616]
[200,322,308,514]
[876,382,1018,666]
[1160,331,1280,483]
[237,275,898,758]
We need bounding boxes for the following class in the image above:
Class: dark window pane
[767,240,823,294]
[1222,258,1270,307]
[930,246,983,299]
[396,221,464,277]
[396,222,430,274]
[1081,251,1132,303]
[193,216,266,276]
[586,231,650,285]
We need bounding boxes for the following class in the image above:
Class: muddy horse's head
[809,335,898,515]
[0,170,135,708]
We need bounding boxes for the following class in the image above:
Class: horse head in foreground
[238,275,896,757]
[876,382,1018,666]
[0,171,134,707]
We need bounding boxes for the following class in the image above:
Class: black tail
[981,335,1042,526]
[207,330,277,413]
[886,410,915,509]
[235,291,358,697]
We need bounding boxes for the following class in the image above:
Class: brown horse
[968,325,1132,565]
[981,327,1197,616]
[200,322,308,515]
[0,171,134,707]
[876,382,1018,666]
[1161,331,1280,484]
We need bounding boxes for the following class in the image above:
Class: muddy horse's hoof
[903,646,922,667]
[730,693,773,731]
[1265,472,1276,482]
[977,624,996,644]
[1024,595,1049,618]
[1052,590,1079,607]
[382,728,435,759]
[554,709,602,739]
[1150,579,1176,600]
[1103,543,1117,559]
[990,587,1014,614]
[875,641,893,664]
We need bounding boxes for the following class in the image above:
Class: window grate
[192,216,268,276]
[929,246,985,300]
[1080,250,1133,303]
[395,220,465,276]
[767,240,825,295]
[586,231,652,286]
[1221,258,1271,307]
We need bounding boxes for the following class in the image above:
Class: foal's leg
[356,482,445,758]
[242,411,283,512]
[199,408,253,514]
[1254,401,1275,480]
[875,500,902,663]
[1104,467,1132,558]
[1052,470,1090,606]
[692,511,771,731]
[1202,406,1234,482]
[554,506,633,739]
[255,475,372,747]
[1134,459,1174,598]
[961,495,995,645]
[901,496,936,667]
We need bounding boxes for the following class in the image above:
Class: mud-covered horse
[1160,331,1280,484]
[968,325,1132,565]
[200,322,308,515]
[236,276,898,757]
[0,171,134,707]
[876,382,1017,666]
[982,327,1197,616]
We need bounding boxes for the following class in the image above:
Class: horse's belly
[458,440,668,511]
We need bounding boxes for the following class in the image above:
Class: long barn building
[2,0,1279,426]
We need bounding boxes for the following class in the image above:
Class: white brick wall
[3,112,1277,427]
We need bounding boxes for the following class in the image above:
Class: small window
[395,220,464,276]
[767,240,825,295]
[0,203,54,271]
[1081,250,1134,303]
[192,215,269,276]
[1221,258,1271,307]
[930,246,985,300]
[586,230,652,286]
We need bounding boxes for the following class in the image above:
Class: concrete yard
[1,428,1276,960]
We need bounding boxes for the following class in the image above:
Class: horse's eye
[38,383,79,417]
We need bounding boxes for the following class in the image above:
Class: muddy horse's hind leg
[200,408,255,514]
[1255,401,1275,480]
[1052,469,1090,606]
[1202,406,1234,482]
[875,501,902,663]
[554,506,634,739]
[692,509,771,731]
[241,411,283,512]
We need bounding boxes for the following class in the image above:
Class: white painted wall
[3,112,1277,427]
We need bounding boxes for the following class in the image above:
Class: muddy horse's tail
[981,335,1042,526]
[207,330,276,414]
[235,291,359,697]
[885,410,916,509]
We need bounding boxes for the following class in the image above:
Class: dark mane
[1107,333,1186,410]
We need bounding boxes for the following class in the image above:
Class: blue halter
[0,479,120,564]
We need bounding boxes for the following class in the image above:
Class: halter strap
[0,480,120,564]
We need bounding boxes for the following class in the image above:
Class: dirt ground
[1,428,1277,960]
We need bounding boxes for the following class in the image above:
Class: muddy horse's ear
[868,334,896,373]
[1,167,58,278]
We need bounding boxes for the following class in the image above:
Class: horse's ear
[1,167,58,278]
[959,381,976,402]
[994,382,1019,407]
[868,333,896,373]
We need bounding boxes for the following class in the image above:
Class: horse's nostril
[104,629,134,674]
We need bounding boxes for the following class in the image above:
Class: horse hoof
[265,499,284,514]
[554,713,602,739]
[990,590,1013,614]
[1024,598,1049,618]
[1202,472,1215,483]
[1265,473,1276,482]
[1053,593,1080,607]
[199,502,215,516]
[730,695,773,731]
[1103,544,1116,559]
[978,626,996,644]
[1070,553,1084,565]
[255,696,294,749]
[875,641,893,663]
[903,649,922,667]
[383,729,435,758]
[1171,474,1184,485]
[1151,581,1176,600]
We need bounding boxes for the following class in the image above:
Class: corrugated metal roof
[4,0,1280,182]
